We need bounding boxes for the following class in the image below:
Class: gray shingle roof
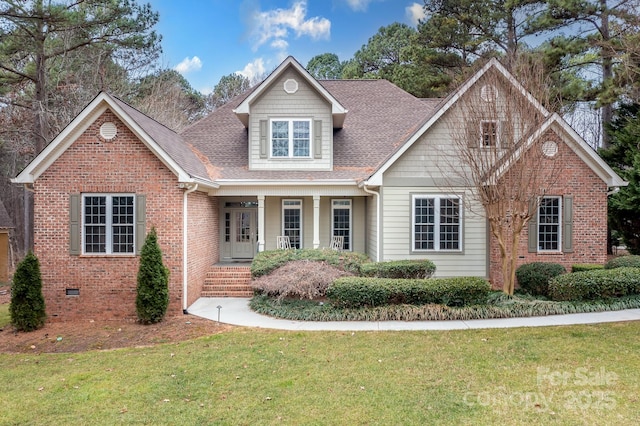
[110,95,212,182]
[180,79,438,182]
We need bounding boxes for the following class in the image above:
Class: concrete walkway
[187,297,640,331]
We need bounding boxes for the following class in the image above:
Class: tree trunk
[600,0,612,149]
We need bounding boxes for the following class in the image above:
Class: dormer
[233,57,347,171]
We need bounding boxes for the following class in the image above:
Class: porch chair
[277,235,292,250]
[330,235,344,251]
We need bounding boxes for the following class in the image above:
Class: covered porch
[214,185,373,263]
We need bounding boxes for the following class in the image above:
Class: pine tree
[10,251,46,331]
[136,227,170,324]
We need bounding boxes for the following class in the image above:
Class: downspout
[182,183,198,314]
[362,183,380,262]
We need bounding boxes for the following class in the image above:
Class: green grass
[1,323,640,424]
[250,293,640,321]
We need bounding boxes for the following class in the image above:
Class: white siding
[249,68,332,171]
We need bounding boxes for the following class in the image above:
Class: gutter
[182,183,198,313]
[361,182,381,262]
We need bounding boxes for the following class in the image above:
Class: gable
[233,56,347,128]
[13,93,216,189]
[365,59,625,189]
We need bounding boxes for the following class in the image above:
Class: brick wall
[186,191,218,309]
[34,110,186,321]
[489,130,609,289]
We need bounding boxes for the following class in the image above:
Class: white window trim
[270,118,312,158]
[412,194,463,252]
[331,199,352,251]
[537,196,562,253]
[82,193,136,255]
[480,120,499,148]
[282,199,303,249]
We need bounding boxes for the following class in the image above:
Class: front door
[231,209,256,259]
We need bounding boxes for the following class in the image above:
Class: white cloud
[344,0,373,12]
[174,56,202,74]
[248,0,330,52]
[237,58,266,84]
[406,3,426,27]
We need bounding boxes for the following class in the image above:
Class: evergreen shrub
[10,251,46,332]
[515,262,566,297]
[136,227,170,324]
[360,259,436,279]
[326,276,490,308]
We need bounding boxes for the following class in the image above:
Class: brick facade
[489,129,609,289]
[34,110,187,321]
[186,191,218,309]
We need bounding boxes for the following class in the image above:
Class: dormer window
[271,119,311,158]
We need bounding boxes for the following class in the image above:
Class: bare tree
[440,58,564,294]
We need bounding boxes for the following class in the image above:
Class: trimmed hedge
[251,249,369,278]
[326,276,490,308]
[604,255,640,269]
[548,267,640,301]
[515,262,566,297]
[360,259,436,279]
[572,264,605,273]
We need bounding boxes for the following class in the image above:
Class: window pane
[538,197,560,251]
[112,196,135,253]
[84,196,106,253]
[293,121,310,157]
[272,121,289,157]
[414,198,434,250]
[283,204,301,249]
[482,122,497,147]
[333,204,351,250]
[440,198,460,250]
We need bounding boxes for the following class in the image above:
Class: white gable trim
[366,58,550,186]
[488,114,626,188]
[233,56,347,128]
[12,92,194,184]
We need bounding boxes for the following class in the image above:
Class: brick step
[202,266,253,297]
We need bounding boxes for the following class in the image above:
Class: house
[12,57,625,321]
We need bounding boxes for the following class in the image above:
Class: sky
[146,0,426,94]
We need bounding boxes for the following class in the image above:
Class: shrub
[572,264,605,273]
[326,276,490,308]
[548,267,640,301]
[136,227,170,324]
[251,249,369,278]
[251,260,352,300]
[515,262,566,297]
[10,251,46,332]
[360,259,436,279]
[604,255,640,269]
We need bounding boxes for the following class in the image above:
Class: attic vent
[99,122,118,141]
[542,140,558,158]
[480,84,497,102]
[284,78,298,94]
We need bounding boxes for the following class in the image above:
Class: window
[271,119,311,158]
[332,199,352,251]
[481,121,498,147]
[538,196,561,251]
[412,195,462,251]
[282,199,302,249]
[83,194,135,254]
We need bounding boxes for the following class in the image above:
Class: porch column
[313,195,320,249]
[257,195,265,252]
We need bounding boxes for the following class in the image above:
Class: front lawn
[1,323,639,424]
